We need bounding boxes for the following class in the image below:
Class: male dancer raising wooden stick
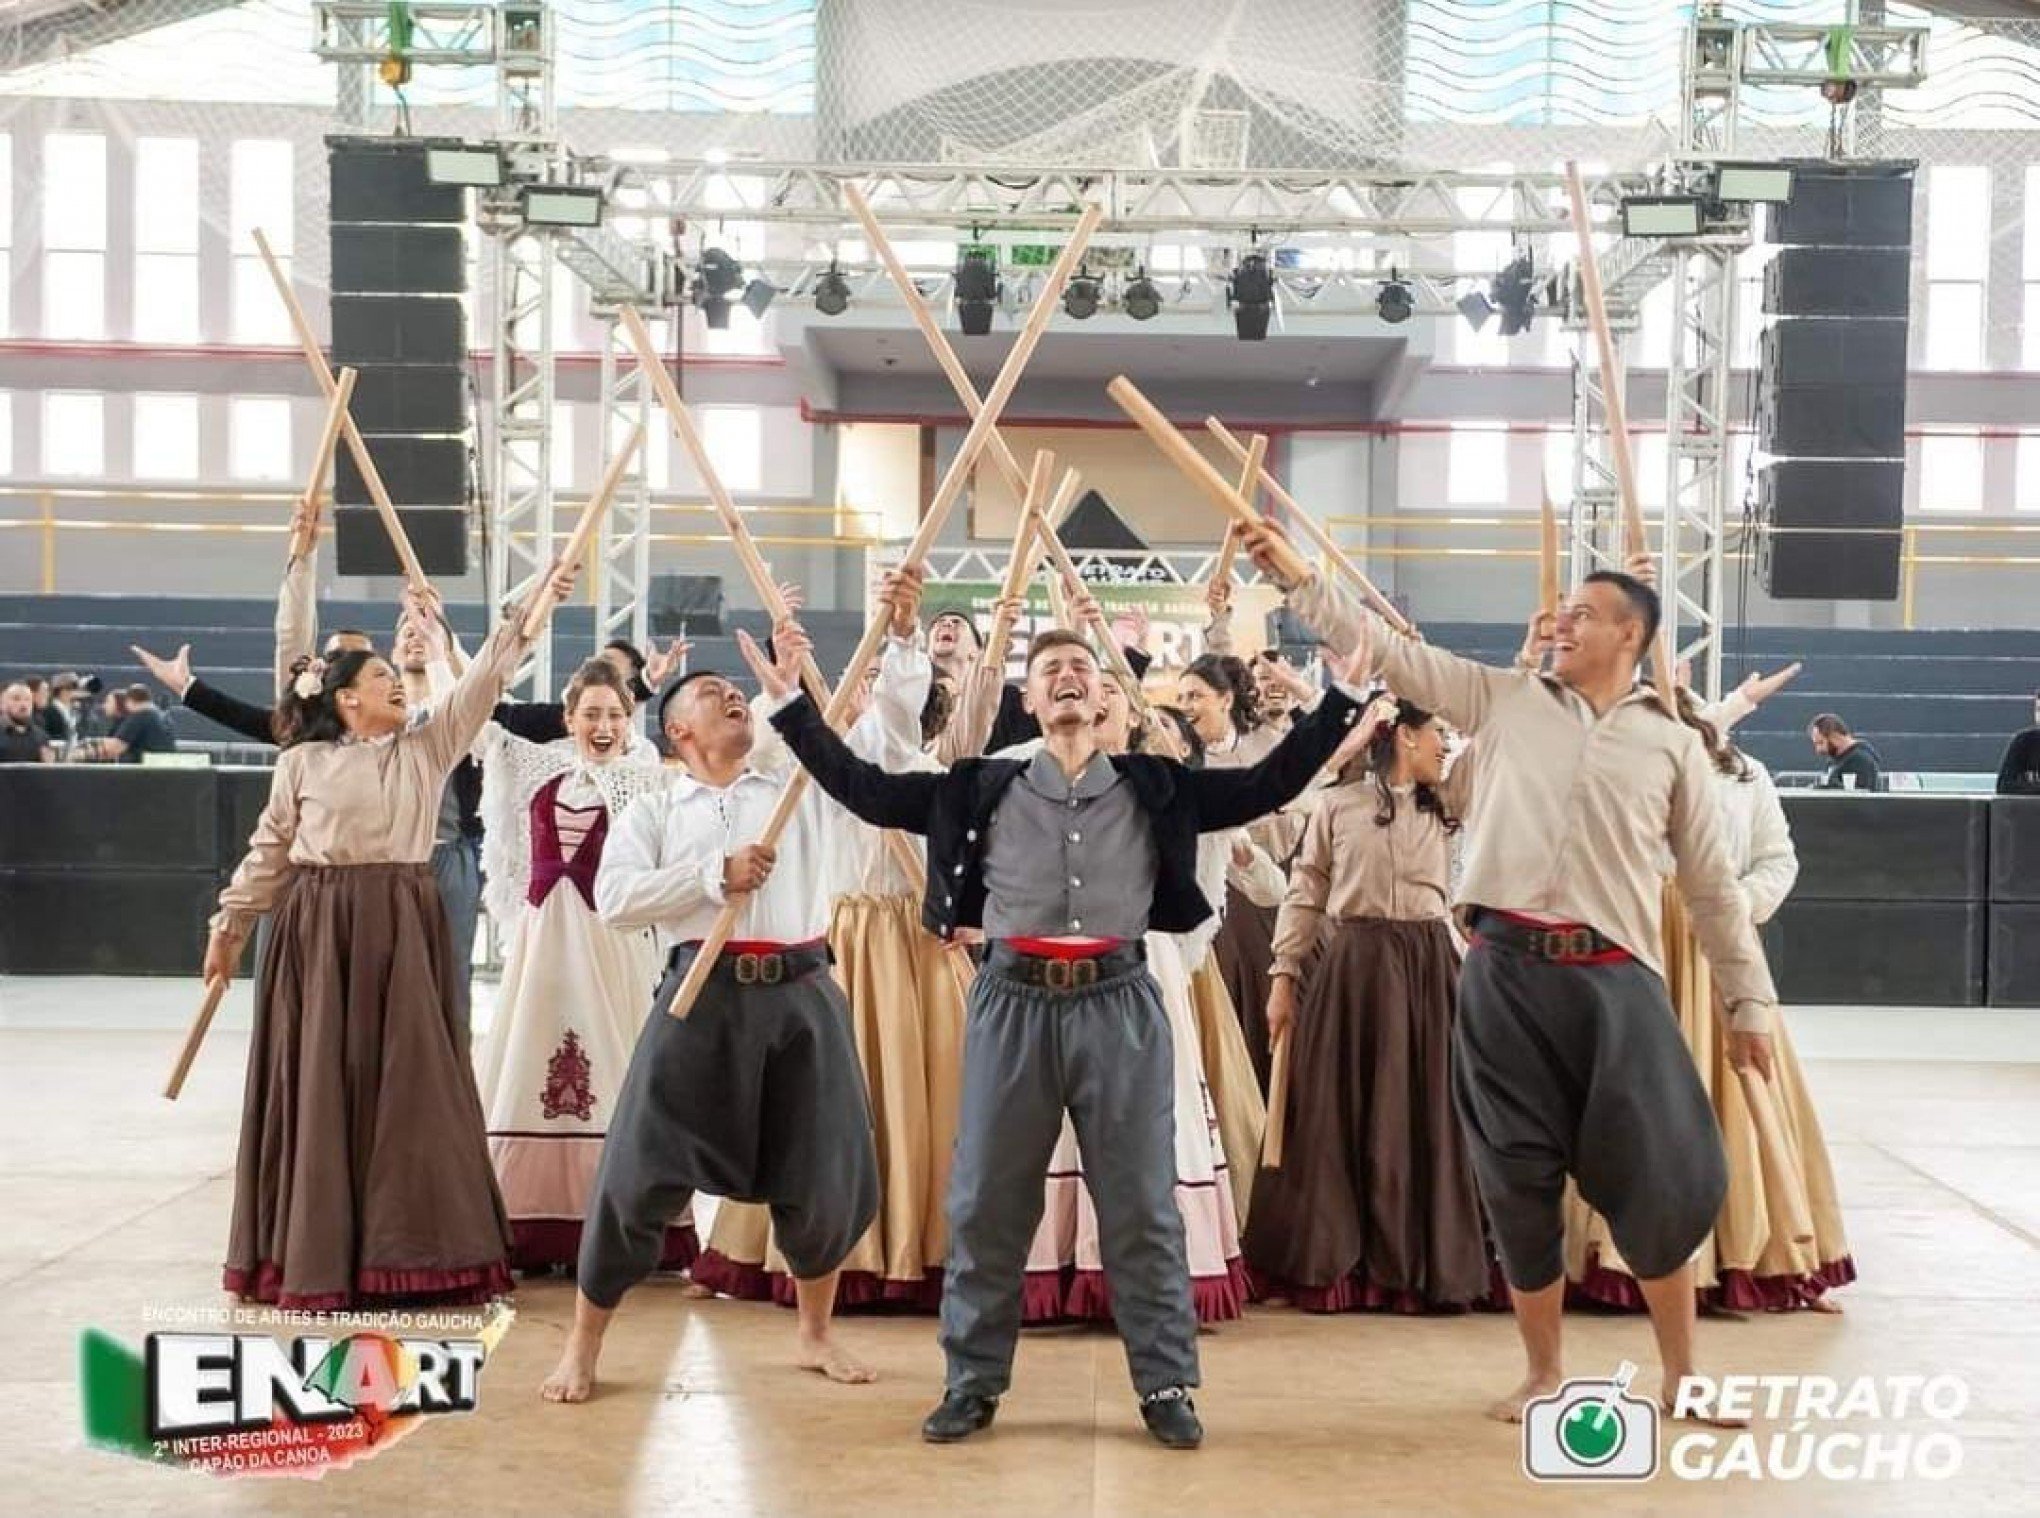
[745,596,1369,1448]
[537,570,931,1402]
[1240,519,1775,1427]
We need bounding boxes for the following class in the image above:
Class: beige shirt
[1291,573,1779,1032]
[211,622,529,938]
[273,549,318,698]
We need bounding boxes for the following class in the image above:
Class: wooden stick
[1204,417,1417,637]
[522,425,641,638]
[660,201,1104,1023]
[981,452,1060,667]
[842,184,1031,503]
[1538,487,1562,618]
[164,976,227,1101]
[1261,1028,1291,1168]
[290,367,357,561]
[252,228,431,593]
[1107,378,1314,585]
[1562,163,1674,691]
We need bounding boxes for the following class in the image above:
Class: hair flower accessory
[293,658,328,700]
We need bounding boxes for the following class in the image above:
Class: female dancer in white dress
[471,658,678,1274]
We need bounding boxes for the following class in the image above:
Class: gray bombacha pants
[1451,932,1727,1291]
[940,961,1198,1400]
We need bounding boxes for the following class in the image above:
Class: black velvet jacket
[769,682,1359,937]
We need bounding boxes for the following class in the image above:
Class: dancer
[470,657,678,1275]
[1245,696,1493,1313]
[1244,522,1777,1425]
[1566,687,1851,1312]
[538,589,929,1403]
[693,580,963,1310]
[202,572,575,1310]
[754,613,1367,1449]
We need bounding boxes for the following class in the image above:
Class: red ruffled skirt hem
[1024,1258,1250,1326]
[687,1250,946,1313]
[1249,1259,1510,1315]
[1569,1253,1858,1314]
[223,1258,514,1313]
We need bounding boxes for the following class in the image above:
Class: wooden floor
[4,983,2039,1517]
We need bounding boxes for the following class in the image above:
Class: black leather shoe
[921,1391,998,1444]
[1140,1387,1204,1449]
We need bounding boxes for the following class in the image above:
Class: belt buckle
[1042,958,1072,992]
[1071,958,1100,989]
[1567,928,1595,959]
[733,951,760,985]
[759,952,787,986]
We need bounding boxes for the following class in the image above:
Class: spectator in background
[1996,690,2040,796]
[1808,714,1884,792]
[78,684,178,764]
[2,682,53,763]
[44,673,83,747]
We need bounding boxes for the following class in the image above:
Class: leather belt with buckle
[668,940,829,987]
[1468,912,1629,966]
[986,941,1145,991]
[731,951,787,986]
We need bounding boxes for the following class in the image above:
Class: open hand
[1737,662,1803,707]
[132,643,194,698]
[644,637,692,690]
[735,625,807,702]
[1111,605,1150,650]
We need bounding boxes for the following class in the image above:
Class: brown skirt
[223,863,514,1311]
[1243,917,1493,1311]
[1214,884,1279,1094]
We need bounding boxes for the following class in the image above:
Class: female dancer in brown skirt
[1244,696,1495,1313]
[202,575,570,1311]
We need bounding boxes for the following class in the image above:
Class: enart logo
[81,1304,512,1480]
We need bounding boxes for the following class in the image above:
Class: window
[0,393,11,474]
[1633,432,1668,510]
[43,392,105,476]
[701,405,762,492]
[1924,165,1988,372]
[1446,423,1508,505]
[230,140,294,343]
[1917,432,1983,514]
[2016,434,2040,513]
[133,394,199,480]
[551,403,577,490]
[2024,167,2040,371]
[1543,430,1574,505]
[0,135,12,337]
[229,397,292,480]
[42,133,106,340]
[133,137,200,344]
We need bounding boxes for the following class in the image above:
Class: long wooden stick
[522,425,641,637]
[1107,378,1315,586]
[982,452,1059,664]
[842,184,1031,503]
[1204,417,1417,637]
[164,976,227,1101]
[1562,163,1673,691]
[290,367,357,561]
[660,201,1104,1023]
[1538,488,1562,618]
[252,228,431,593]
[1261,1028,1291,1168]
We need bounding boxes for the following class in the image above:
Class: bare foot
[680,1280,716,1299]
[540,1331,600,1404]
[796,1333,878,1385]
[1486,1371,1562,1424]
[1660,1377,1749,1429]
[1807,1294,1844,1315]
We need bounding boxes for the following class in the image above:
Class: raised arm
[934,661,1005,764]
[1184,682,1363,832]
[273,548,317,698]
[766,691,945,833]
[858,632,934,767]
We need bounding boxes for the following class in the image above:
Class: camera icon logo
[1522,1360,1660,1482]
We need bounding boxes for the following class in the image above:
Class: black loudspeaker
[0,872,225,975]
[0,768,219,870]
[1764,247,1911,319]
[1991,797,2040,902]
[334,435,468,506]
[651,573,726,636]
[1988,904,2040,1006]
[348,367,467,434]
[328,139,466,224]
[331,295,465,367]
[1757,322,1907,460]
[1757,459,1906,600]
[1767,898,1985,1006]
[330,224,466,294]
[335,506,468,577]
[1764,162,1915,248]
[1779,794,1989,902]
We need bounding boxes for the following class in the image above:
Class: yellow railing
[0,487,884,592]
[1324,514,2040,631]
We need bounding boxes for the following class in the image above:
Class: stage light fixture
[1490,252,1537,338]
[521,185,604,228]
[953,246,1000,336]
[693,246,745,330]
[1228,251,1274,341]
[741,278,777,320]
[1621,195,1705,238]
[813,261,851,316]
[1121,268,1161,321]
[1457,289,1494,331]
[425,145,504,188]
[1714,162,1794,204]
[1064,268,1101,320]
[1375,271,1414,325]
